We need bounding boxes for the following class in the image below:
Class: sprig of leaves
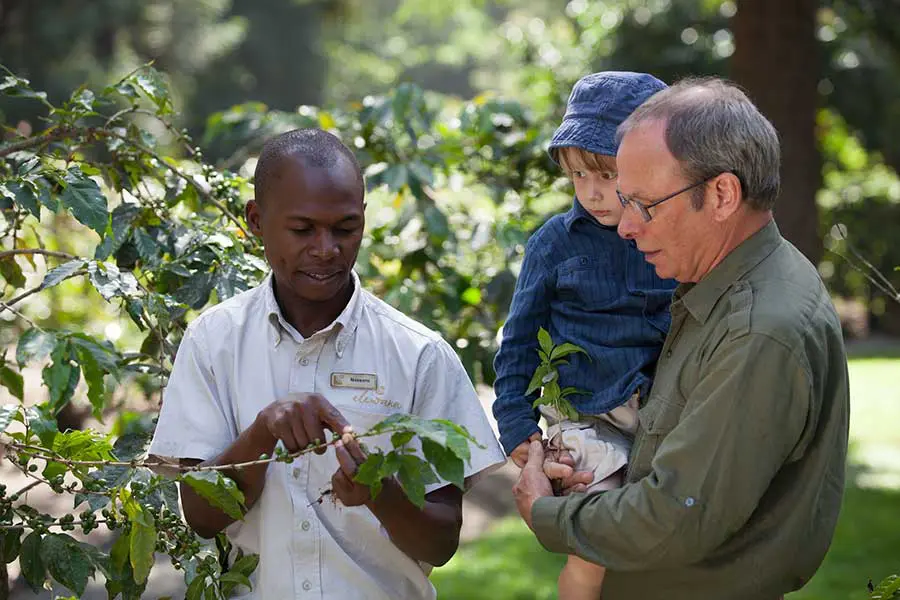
[525,327,590,422]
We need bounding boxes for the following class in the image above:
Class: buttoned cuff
[531,495,572,554]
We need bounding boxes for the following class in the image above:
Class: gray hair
[616,77,780,211]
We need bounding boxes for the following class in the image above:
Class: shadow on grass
[844,335,900,360]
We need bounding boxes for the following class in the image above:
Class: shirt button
[300,358,309,366]
[302,580,312,591]
[301,520,311,531]
[684,496,696,507]
[665,349,673,358]
[292,468,301,479]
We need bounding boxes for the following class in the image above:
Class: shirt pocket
[626,395,684,481]
[556,254,617,308]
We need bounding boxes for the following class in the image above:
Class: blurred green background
[2,0,899,597]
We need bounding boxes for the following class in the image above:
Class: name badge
[331,372,378,390]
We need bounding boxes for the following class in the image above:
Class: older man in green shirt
[513,78,850,600]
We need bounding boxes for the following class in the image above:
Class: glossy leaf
[20,531,46,592]
[62,172,109,234]
[40,533,93,596]
[182,470,246,520]
[16,328,57,367]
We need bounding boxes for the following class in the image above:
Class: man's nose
[617,207,640,240]
[309,230,340,258]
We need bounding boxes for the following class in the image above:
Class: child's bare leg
[559,554,606,600]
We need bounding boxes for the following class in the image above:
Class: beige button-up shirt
[150,272,505,599]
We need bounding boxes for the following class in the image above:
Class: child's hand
[511,432,543,468]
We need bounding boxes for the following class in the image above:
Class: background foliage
[1,0,899,597]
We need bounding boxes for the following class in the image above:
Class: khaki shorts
[540,393,638,493]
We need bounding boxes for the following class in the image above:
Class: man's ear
[711,172,743,222]
[246,199,263,237]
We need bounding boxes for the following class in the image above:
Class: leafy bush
[0,65,559,596]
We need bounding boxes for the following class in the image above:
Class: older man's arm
[530,333,812,570]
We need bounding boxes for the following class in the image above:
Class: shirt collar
[678,219,783,324]
[263,270,364,356]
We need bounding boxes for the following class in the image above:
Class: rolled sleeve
[413,338,506,491]
[531,333,811,570]
[148,320,237,462]
[492,237,554,454]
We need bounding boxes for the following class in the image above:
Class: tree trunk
[732,0,823,265]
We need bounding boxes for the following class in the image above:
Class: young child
[493,72,677,599]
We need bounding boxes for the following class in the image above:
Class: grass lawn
[432,356,900,600]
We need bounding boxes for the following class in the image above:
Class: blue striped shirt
[492,199,677,454]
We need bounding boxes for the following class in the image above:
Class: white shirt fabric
[149,272,506,599]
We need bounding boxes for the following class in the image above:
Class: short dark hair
[617,77,781,211]
[253,128,364,203]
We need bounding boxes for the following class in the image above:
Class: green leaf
[0,255,26,288]
[354,452,387,498]
[26,404,59,448]
[133,228,160,265]
[229,553,260,577]
[185,574,207,600]
[70,87,95,112]
[391,430,415,448]
[134,68,172,112]
[42,340,80,412]
[113,430,151,461]
[95,202,141,261]
[40,533,93,595]
[182,471,246,520]
[16,328,57,367]
[70,334,119,419]
[214,263,246,301]
[550,342,590,362]
[0,403,17,433]
[62,172,109,234]
[422,204,450,238]
[13,181,40,218]
[2,527,23,564]
[40,259,86,290]
[88,261,139,301]
[422,437,465,490]
[105,531,148,600]
[220,571,253,594]
[124,497,156,584]
[20,531,46,592]
[174,271,215,309]
[525,363,550,396]
[0,365,24,400]
[396,454,438,509]
[871,575,900,599]
[537,327,553,356]
[560,386,588,399]
[52,429,114,461]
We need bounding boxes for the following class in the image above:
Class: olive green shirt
[532,221,850,600]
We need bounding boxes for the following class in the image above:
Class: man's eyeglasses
[616,174,717,222]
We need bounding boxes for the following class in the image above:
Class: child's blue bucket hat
[549,71,667,164]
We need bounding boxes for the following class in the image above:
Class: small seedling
[526,327,590,422]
